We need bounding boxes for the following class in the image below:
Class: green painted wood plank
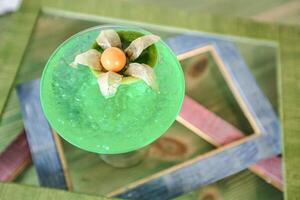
[0,0,39,116]
[0,90,23,152]
[43,0,299,24]
[41,0,280,41]
[0,15,13,33]
[278,24,300,200]
[252,1,300,24]
[0,182,116,200]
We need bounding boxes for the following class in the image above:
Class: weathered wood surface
[0,182,115,200]
[11,25,276,198]
[16,80,71,190]
[0,28,282,189]
[36,3,300,197]
[36,10,298,200]
[1,12,282,200]
[0,131,31,181]
[2,0,299,199]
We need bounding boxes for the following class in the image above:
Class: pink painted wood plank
[250,156,283,190]
[0,131,31,181]
[178,95,283,190]
[179,96,244,145]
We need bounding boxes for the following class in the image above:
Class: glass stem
[99,147,148,168]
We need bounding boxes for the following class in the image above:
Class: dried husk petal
[97,71,123,98]
[125,63,158,91]
[125,35,160,61]
[96,29,121,49]
[73,49,102,70]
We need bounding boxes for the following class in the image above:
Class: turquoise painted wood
[16,80,68,189]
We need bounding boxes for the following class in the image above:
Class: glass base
[100,147,148,168]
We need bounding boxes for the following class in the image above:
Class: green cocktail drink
[40,26,184,155]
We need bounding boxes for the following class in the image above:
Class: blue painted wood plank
[117,136,276,200]
[16,79,68,189]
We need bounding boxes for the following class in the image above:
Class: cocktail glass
[40,26,184,167]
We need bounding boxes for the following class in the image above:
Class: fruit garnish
[125,35,160,61]
[97,71,123,98]
[72,29,160,98]
[73,49,102,70]
[101,47,126,72]
[125,63,158,91]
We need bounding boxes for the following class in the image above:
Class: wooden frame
[106,34,280,199]
[1,0,299,199]
[16,28,280,200]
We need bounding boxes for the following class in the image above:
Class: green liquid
[40,26,184,154]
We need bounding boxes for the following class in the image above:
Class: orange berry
[101,47,126,72]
